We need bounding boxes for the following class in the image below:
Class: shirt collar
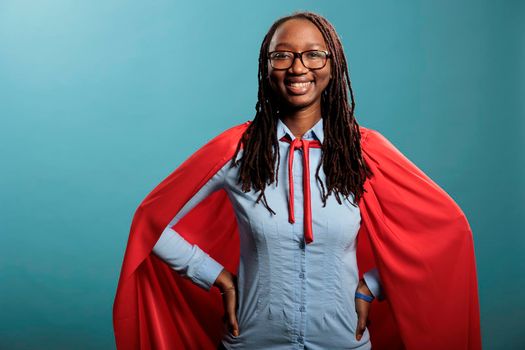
[276,117,324,143]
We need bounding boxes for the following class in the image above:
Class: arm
[362,267,385,301]
[356,129,481,348]
[355,267,384,341]
[152,160,229,291]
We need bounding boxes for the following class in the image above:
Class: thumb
[355,310,368,341]
[354,291,371,341]
[225,294,239,336]
[229,313,239,336]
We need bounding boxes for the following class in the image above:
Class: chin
[286,99,315,109]
[282,95,317,109]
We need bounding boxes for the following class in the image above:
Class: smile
[288,81,312,88]
[285,81,314,95]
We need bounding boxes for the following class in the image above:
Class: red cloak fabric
[112,121,482,350]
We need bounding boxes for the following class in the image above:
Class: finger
[228,311,239,336]
[225,293,239,336]
[354,300,370,341]
[355,313,367,341]
[230,316,239,336]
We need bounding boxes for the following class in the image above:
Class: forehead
[269,18,327,51]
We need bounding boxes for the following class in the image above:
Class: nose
[288,55,309,74]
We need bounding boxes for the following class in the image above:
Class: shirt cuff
[363,267,385,301]
[191,252,224,291]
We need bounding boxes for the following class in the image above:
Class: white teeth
[288,81,312,88]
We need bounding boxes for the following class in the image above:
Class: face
[267,18,332,110]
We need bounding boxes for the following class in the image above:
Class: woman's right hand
[214,269,239,337]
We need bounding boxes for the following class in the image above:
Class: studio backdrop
[0,1,523,349]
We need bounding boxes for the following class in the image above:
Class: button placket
[292,145,308,345]
[298,227,307,347]
[279,133,320,348]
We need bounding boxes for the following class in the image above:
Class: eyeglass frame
[267,50,332,70]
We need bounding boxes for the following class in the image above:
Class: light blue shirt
[153,117,383,349]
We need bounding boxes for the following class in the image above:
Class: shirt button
[299,241,305,249]
[299,306,305,312]
[299,272,305,279]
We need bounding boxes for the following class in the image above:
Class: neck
[279,102,322,140]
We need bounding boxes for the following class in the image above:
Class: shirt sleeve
[363,267,385,301]
[152,160,229,291]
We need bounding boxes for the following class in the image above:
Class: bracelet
[355,291,374,303]
[220,287,236,295]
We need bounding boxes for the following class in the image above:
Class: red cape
[113,121,482,350]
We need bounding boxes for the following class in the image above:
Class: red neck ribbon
[279,135,322,245]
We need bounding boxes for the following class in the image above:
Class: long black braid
[229,10,373,216]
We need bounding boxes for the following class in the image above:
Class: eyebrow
[274,42,325,49]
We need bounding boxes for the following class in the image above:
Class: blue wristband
[355,291,374,303]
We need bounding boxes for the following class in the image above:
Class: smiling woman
[113,10,481,350]
[267,18,333,110]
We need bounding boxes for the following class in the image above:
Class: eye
[271,51,293,60]
[305,51,325,59]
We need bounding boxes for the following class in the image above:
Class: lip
[284,80,314,95]
[285,78,314,83]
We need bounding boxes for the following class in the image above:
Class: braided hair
[230,10,373,215]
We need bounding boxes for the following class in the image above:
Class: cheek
[268,69,281,81]
[268,72,286,92]
[316,70,332,91]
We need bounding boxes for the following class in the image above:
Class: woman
[113,11,481,350]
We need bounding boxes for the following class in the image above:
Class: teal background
[1,0,523,349]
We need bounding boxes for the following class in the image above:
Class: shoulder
[196,120,251,156]
[208,120,251,145]
[358,125,400,157]
[358,125,395,144]
[358,124,383,146]
[174,120,250,172]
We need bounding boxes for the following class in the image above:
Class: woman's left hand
[354,278,373,341]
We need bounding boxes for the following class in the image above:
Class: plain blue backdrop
[1,1,523,349]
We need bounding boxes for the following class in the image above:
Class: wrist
[358,278,373,297]
[213,268,235,291]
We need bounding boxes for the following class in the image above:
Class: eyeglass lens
[269,51,328,69]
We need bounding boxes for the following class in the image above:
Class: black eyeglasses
[268,50,332,70]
